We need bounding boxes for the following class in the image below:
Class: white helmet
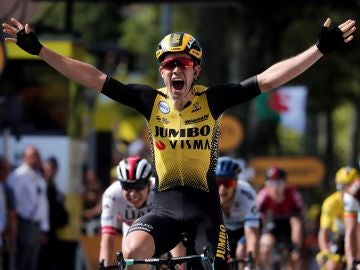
[117,156,152,184]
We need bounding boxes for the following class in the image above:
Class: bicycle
[98,246,213,270]
[268,241,302,270]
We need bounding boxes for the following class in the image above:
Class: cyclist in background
[99,156,185,268]
[342,167,360,269]
[216,156,260,268]
[316,166,356,270]
[257,167,304,270]
[99,156,154,266]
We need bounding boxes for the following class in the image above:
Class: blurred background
[0,0,359,269]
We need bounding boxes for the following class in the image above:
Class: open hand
[2,17,42,55]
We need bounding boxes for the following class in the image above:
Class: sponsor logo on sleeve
[158,101,170,114]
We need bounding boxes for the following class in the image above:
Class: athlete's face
[159,53,201,101]
[265,180,286,201]
[217,178,237,204]
[122,183,150,209]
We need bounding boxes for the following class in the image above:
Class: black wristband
[16,29,43,55]
[316,26,345,55]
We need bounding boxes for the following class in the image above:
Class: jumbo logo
[216,224,227,259]
[154,125,211,150]
[155,125,210,138]
[158,101,170,114]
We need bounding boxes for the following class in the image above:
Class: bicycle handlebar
[99,247,212,270]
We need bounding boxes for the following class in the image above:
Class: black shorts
[127,187,230,270]
[262,218,292,244]
[227,228,244,258]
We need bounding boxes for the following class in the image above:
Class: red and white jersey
[257,186,303,220]
[100,181,154,237]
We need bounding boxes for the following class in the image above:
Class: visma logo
[155,141,166,150]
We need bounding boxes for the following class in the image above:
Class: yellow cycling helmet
[156,32,202,64]
[335,166,359,185]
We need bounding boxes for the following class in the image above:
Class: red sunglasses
[160,57,194,70]
[216,178,237,188]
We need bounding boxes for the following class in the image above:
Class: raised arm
[257,18,356,92]
[2,18,107,91]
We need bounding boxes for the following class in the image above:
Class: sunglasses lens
[161,57,194,70]
[121,182,147,191]
[216,178,237,188]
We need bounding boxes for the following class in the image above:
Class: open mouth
[172,79,185,90]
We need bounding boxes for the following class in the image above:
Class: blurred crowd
[0,142,358,270]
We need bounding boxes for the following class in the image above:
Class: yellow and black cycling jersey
[102,76,260,193]
[101,76,260,268]
[320,191,345,236]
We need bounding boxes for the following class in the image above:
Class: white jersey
[101,181,154,237]
[223,180,260,231]
[343,192,359,213]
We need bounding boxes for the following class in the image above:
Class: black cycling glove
[16,29,43,55]
[316,25,345,54]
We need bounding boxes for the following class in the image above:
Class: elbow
[84,73,107,91]
[257,74,277,92]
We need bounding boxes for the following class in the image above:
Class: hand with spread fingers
[316,18,356,54]
[2,17,43,55]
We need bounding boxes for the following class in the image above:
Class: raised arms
[257,18,356,92]
[2,18,107,91]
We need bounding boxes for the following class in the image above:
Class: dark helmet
[156,32,202,64]
[117,156,152,184]
[216,156,241,179]
[265,166,287,181]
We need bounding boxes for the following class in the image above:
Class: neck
[220,194,235,215]
[170,89,193,111]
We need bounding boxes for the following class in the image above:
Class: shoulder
[103,181,122,198]
[285,186,303,204]
[192,85,208,94]
[323,191,341,205]
[322,192,339,212]
[238,181,256,200]
[256,188,269,203]
[285,186,302,197]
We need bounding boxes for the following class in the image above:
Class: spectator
[8,146,49,270]
[0,156,9,269]
[0,156,16,270]
[82,169,103,235]
[38,156,69,270]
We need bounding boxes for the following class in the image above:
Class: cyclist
[316,166,356,270]
[100,156,186,269]
[341,167,360,269]
[99,156,154,266]
[257,167,304,270]
[2,17,356,270]
[215,156,260,267]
